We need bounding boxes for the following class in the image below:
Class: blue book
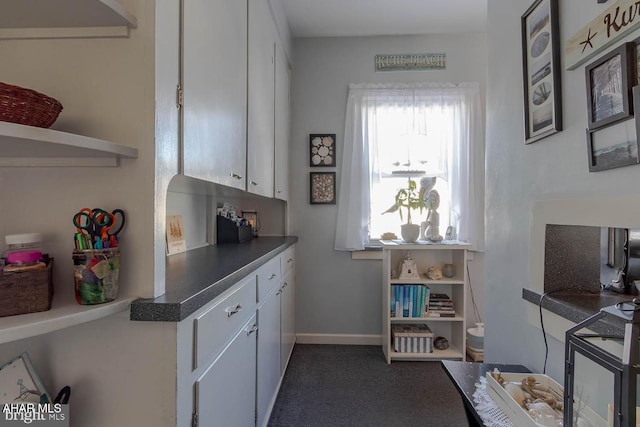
[402,286,409,317]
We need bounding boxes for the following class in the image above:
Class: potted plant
[384,178,426,242]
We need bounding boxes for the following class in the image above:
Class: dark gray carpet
[268,344,471,427]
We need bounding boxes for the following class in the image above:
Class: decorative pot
[400,223,420,243]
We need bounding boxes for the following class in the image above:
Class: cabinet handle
[225,304,242,317]
[250,181,258,186]
[287,258,293,264]
[276,289,283,296]
[246,323,258,336]
[230,173,243,180]
[283,282,288,288]
[268,273,277,280]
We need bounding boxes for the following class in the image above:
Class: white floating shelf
[0,121,138,167]
[0,0,137,39]
[0,294,137,345]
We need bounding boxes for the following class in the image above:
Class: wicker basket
[0,258,53,317]
[0,82,63,128]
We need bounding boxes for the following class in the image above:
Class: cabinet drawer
[194,274,256,369]
[280,245,295,275]
[257,257,281,303]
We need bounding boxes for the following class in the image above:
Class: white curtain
[334,82,484,251]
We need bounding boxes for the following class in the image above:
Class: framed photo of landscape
[586,116,639,172]
[585,43,635,130]
[521,0,562,144]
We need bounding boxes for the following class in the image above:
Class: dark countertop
[130,236,298,322]
[522,288,634,337]
[441,361,530,427]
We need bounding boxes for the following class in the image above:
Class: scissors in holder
[100,209,125,248]
[108,209,126,237]
[73,208,115,249]
[73,211,97,249]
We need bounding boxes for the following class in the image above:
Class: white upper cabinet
[274,41,291,201]
[247,0,276,197]
[182,0,248,190]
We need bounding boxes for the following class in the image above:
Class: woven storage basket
[0,82,63,128]
[0,258,53,317]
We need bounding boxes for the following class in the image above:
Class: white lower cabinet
[280,268,295,371]
[194,315,257,427]
[177,245,296,427]
[256,247,296,426]
[256,282,281,427]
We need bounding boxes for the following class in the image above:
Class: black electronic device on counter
[217,215,252,244]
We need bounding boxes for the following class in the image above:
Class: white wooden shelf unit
[0,292,136,345]
[0,0,139,166]
[0,121,138,167]
[381,240,470,363]
[0,0,137,39]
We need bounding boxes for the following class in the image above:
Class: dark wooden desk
[441,361,530,427]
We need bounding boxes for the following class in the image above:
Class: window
[370,113,452,240]
[334,82,484,251]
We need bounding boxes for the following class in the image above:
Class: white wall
[485,0,640,381]
[289,34,487,341]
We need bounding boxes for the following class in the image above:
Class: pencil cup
[72,248,120,305]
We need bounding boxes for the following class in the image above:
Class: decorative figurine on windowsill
[418,176,443,242]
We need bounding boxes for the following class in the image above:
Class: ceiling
[279,0,487,38]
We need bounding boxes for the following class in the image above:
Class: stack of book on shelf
[427,293,455,317]
[390,285,430,318]
[391,323,434,353]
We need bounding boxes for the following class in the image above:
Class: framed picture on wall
[310,134,336,167]
[634,36,640,86]
[586,116,639,172]
[521,0,562,144]
[585,43,635,131]
[310,172,336,204]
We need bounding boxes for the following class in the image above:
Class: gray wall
[289,34,487,341]
[486,0,640,380]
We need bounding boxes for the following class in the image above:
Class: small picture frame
[310,134,336,167]
[634,36,640,86]
[585,43,635,131]
[521,0,562,144]
[586,116,639,172]
[310,172,336,204]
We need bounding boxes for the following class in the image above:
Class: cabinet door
[274,42,290,201]
[256,287,281,427]
[182,0,247,189]
[280,269,295,372]
[247,0,275,197]
[195,315,257,427]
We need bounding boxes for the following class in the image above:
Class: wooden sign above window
[566,0,640,70]
[375,54,446,72]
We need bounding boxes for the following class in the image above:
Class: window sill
[351,243,383,260]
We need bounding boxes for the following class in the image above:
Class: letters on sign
[375,54,446,72]
[566,0,640,70]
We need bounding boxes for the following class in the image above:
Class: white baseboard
[295,333,382,345]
